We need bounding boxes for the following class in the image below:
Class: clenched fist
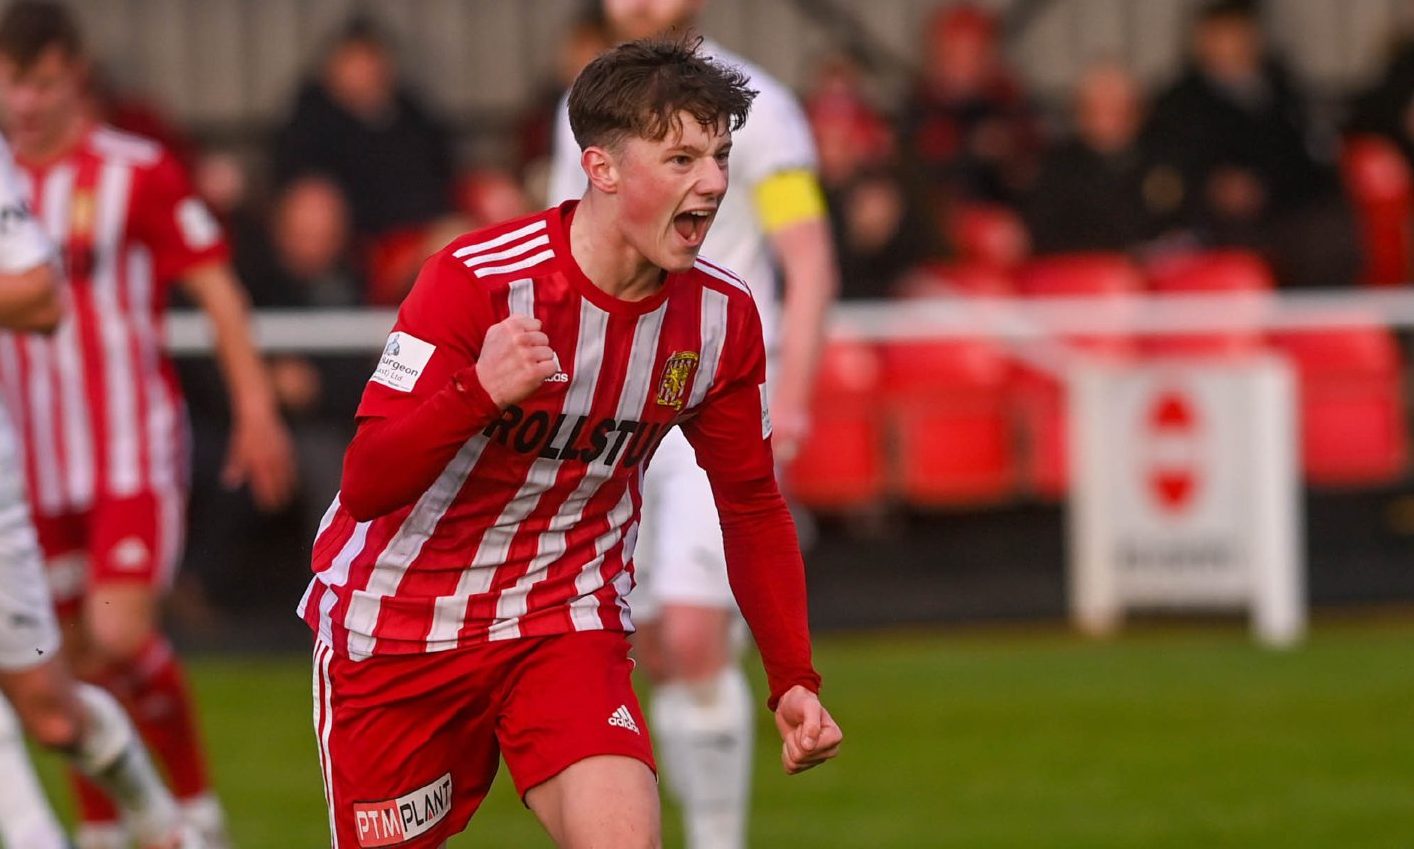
[476,315,559,407]
[774,685,843,775]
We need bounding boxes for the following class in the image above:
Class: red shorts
[32,490,186,613]
[312,630,655,849]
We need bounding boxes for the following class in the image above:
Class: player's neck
[13,111,88,167]
[568,194,665,302]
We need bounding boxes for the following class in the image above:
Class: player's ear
[582,146,619,195]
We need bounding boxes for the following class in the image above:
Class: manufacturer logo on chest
[655,351,699,411]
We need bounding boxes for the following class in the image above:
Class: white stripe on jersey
[315,519,370,648]
[481,298,610,642]
[53,301,92,507]
[473,249,556,279]
[128,246,176,492]
[38,163,74,242]
[612,563,634,632]
[694,258,751,295]
[452,219,547,258]
[23,339,62,512]
[687,287,730,409]
[459,234,550,270]
[316,495,342,538]
[93,162,141,495]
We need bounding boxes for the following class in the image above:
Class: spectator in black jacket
[1025,62,1184,255]
[898,4,1042,215]
[273,17,456,240]
[1146,0,1358,286]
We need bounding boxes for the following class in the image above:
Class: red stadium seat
[1341,136,1413,287]
[1271,325,1408,486]
[950,203,1030,269]
[880,338,1017,506]
[785,339,888,510]
[1143,249,1273,356]
[1012,254,1143,498]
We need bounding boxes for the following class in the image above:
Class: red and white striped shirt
[0,125,227,516]
[300,202,819,704]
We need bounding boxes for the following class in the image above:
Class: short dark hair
[568,35,756,151]
[0,1,82,72]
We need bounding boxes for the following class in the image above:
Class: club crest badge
[655,351,699,411]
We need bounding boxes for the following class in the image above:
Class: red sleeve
[340,251,502,521]
[680,298,820,710]
[130,152,229,282]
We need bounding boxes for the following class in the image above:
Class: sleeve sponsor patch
[176,196,221,250]
[760,383,772,439]
[370,332,436,393]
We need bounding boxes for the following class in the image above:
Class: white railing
[163,289,1414,355]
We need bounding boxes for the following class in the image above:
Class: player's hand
[476,315,558,407]
[222,407,297,511]
[773,685,842,775]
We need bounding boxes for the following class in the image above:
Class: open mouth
[672,210,713,247]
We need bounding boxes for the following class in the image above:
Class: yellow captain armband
[753,169,827,233]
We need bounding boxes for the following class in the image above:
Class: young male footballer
[301,36,841,848]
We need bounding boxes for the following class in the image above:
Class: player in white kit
[0,136,201,849]
[549,2,838,846]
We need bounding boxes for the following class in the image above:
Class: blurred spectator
[193,148,268,263]
[805,51,893,188]
[246,177,365,312]
[1347,37,1414,168]
[272,16,456,242]
[1147,0,1358,287]
[898,3,1041,214]
[806,52,938,298]
[1024,62,1184,255]
[521,5,610,201]
[457,168,532,229]
[829,166,939,299]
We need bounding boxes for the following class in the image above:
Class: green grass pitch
[30,617,1414,847]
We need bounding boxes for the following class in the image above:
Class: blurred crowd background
[40,0,1414,641]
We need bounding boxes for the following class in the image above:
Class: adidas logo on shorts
[607,705,640,734]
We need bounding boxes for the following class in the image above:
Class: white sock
[70,683,182,847]
[0,695,70,849]
[651,666,754,849]
[75,822,130,849]
[181,792,232,849]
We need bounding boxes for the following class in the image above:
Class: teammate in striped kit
[0,132,202,849]
[0,4,295,847]
[549,3,840,846]
[302,37,840,848]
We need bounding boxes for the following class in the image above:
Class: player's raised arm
[679,297,842,774]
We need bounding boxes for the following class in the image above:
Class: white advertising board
[1068,356,1305,647]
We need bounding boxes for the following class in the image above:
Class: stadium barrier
[164,287,1414,642]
